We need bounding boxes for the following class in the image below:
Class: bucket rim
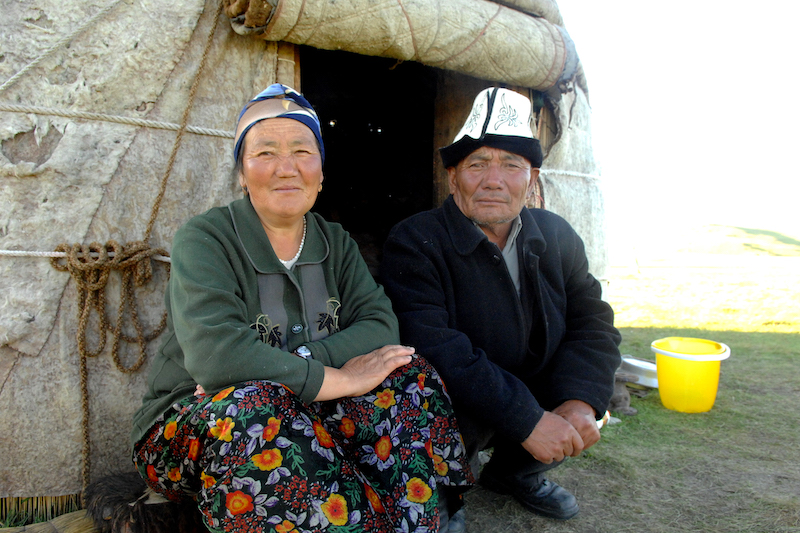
[650,337,731,361]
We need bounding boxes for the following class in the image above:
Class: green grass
[731,226,800,251]
[464,225,800,532]
[0,495,82,528]
[467,327,800,532]
[0,512,26,529]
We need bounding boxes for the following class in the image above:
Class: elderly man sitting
[381,87,621,521]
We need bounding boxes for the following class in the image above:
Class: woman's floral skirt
[133,356,473,532]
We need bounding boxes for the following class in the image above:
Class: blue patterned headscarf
[233,84,324,165]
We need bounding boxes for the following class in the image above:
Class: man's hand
[553,399,601,450]
[521,411,584,464]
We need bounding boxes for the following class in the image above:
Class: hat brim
[439,134,543,169]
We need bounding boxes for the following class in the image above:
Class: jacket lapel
[228,198,328,273]
[442,196,489,255]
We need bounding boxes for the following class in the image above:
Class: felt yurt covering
[0,0,607,508]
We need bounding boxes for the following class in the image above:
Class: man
[380,87,621,521]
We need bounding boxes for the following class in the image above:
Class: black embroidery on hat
[250,313,282,347]
[493,92,521,130]
[464,100,484,134]
[317,298,341,335]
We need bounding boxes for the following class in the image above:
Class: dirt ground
[458,232,800,533]
[461,376,800,533]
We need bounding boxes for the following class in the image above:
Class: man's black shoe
[480,469,580,520]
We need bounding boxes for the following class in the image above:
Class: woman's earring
[318,184,323,192]
[242,185,248,195]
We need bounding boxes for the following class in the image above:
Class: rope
[530,169,601,209]
[0,0,125,94]
[0,102,234,139]
[82,0,217,496]
[1,0,225,498]
[540,168,602,180]
[0,248,171,262]
[50,242,170,369]
[1,165,598,263]
[144,0,223,242]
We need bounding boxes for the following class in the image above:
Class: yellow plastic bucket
[650,337,730,413]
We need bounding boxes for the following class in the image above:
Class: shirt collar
[228,198,329,273]
[443,196,548,256]
[500,215,523,255]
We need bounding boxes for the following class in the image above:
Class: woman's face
[239,118,323,228]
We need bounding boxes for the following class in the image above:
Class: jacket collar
[443,195,546,255]
[229,198,329,273]
[518,204,547,256]
[443,196,490,255]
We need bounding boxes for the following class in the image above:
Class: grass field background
[464,224,800,532]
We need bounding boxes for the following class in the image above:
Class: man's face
[447,146,538,227]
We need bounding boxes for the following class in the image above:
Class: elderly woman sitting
[131,85,471,532]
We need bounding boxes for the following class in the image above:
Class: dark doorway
[300,47,438,275]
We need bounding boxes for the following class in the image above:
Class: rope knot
[37,0,223,499]
[50,240,170,371]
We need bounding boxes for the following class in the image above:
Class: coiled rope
[49,241,170,373]
[0,0,225,498]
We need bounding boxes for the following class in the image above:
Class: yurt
[0,0,607,522]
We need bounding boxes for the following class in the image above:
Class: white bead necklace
[279,216,307,269]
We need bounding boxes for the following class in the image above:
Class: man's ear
[446,166,457,195]
[526,168,540,198]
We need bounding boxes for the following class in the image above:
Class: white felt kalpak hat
[439,87,543,169]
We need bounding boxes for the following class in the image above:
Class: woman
[131,85,472,532]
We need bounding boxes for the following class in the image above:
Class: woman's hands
[314,345,415,402]
[192,345,415,402]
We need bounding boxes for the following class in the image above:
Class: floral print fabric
[133,357,473,532]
